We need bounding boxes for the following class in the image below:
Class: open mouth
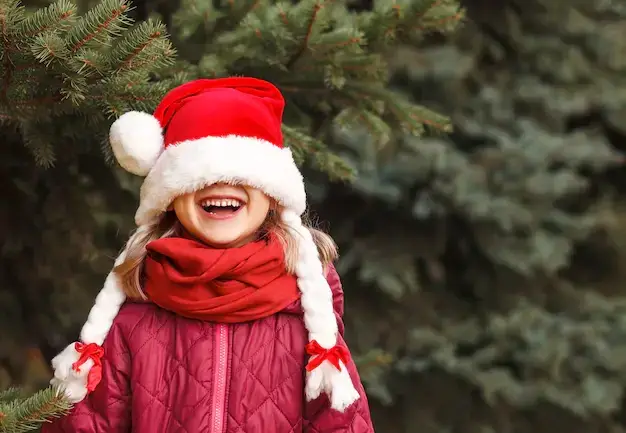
[199,197,244,219]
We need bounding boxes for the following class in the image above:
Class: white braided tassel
[281,209,359,412]
[50,246,129,403]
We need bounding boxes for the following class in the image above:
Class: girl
[43,77,375,432]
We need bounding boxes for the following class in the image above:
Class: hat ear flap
[109,111,164,176]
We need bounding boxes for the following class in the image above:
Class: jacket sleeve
[304,265,376,432]
[41,319,132,433]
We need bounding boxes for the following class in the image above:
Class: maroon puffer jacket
[42,265,374,432]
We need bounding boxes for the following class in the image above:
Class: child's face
[172,182,271,248]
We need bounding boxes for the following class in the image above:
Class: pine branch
[109,18,175,72]
[0,0,24,36]
[416,0,464,33]
[344,81,452,136]
[307,27,365,60]
[0,0,175,166]
[282,124,355,181]
[285,0,323,69]
[15,0,77,39]
[65,0,133,53]
[0,0,21,105]
[21,119,57,166]
[0,386,72,433]
[31,32,70,66]
[97,71,175,115]
[171,0,219,40]
[69,49,108,76]
[361,0,464,48]
[335,107,392,148]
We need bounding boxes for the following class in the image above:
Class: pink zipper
[211,324,229,433]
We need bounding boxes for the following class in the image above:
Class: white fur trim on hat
[134,135,307,225]
[110,111,164,176]
[50,243,130,403]
[282,209,360,411]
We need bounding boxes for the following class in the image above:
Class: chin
[203,237,246,248]
[196,227,256,249]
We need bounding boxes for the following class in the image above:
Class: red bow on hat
[71,342,105,392]
[305,340,350,372]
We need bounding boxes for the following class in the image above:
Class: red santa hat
[49,77,360,412]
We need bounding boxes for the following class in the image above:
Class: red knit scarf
[143,235,300,323]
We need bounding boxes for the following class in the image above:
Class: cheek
[172,196,198,228]
[247,197,271,228]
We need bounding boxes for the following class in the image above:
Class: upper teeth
[202,199,242,207]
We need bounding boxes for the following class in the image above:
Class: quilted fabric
[42,265,375,433]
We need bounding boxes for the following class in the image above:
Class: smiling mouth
[199,197,245,219]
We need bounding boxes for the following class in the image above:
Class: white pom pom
[110,111,164,176]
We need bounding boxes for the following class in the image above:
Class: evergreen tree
[0,0,463,430]
[0,0,175,164]
[309,0,626,430]
[0,0,174,429]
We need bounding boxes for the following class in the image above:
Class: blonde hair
[113,206,338,299]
